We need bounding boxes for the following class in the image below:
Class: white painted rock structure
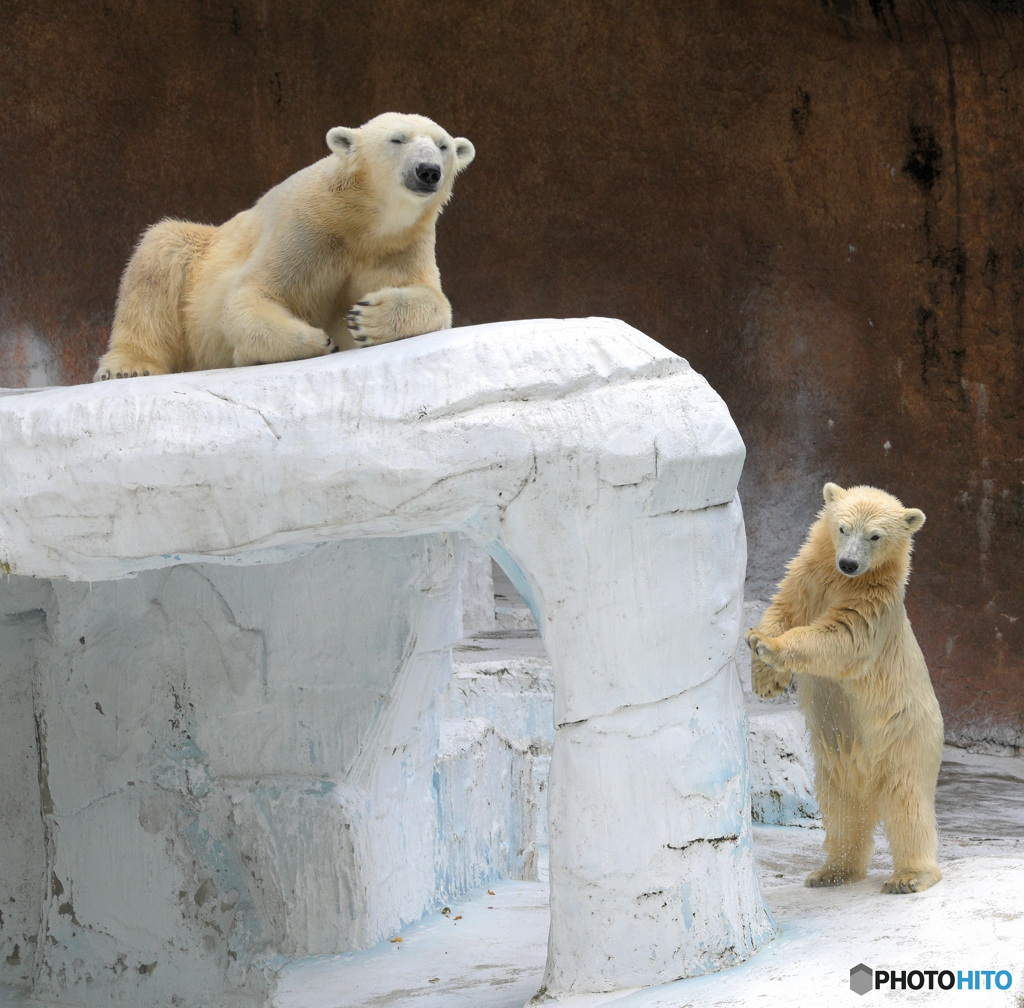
[0,318,775,1007]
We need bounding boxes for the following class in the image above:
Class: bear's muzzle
[405,161,442,194]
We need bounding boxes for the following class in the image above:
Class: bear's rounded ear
[453,138,475,170]
[903,508,926,533]
[823,482,845,504]
[326,127,356,156]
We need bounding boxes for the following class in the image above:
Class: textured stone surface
[0,319,773,1004]
[1,0,1019,748]
[746,705,820,827]
[13,539,466,1006]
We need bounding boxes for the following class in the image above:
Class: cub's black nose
[838,558,860,575]
[415,162,441,187]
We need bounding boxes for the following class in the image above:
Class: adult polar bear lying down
[94,112,475,380]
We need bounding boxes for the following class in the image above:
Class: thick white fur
[95,112,475,379]
[745,483,944,894]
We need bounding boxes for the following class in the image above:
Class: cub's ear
[326,126,357,155]
[903,508,926,533]
[453,137,475,170]
[823,482,845,504]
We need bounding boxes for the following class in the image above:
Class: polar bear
[94,112,475,380]
[745,483,944,894]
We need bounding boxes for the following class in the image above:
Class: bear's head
[325,112,475,209]
[821,482,925,578]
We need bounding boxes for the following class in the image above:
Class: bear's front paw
[751,656,791,698]
[741,631,770,659]
[745,629,791,697]
[744,628,780,667]
[743,627,763,650]
[346,294,400,347]
[345,287,447,347]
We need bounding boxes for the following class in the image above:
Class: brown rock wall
[0,0,1021,745]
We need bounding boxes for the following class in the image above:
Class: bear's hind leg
[880,773,941,894]
[806,765,879,887]
[94,348,169,381]
[94,220,201,381]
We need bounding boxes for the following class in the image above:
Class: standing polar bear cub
[746,483,943,894]
[94,112,475,380]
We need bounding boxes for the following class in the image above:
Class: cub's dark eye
[390,137,404,145]
[839,525,846,534]
[870,533,881,541]
[439,143,448,151]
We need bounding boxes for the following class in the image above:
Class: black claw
[331,345,341,353]
[356,300,370,306]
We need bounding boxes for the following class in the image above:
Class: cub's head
[326,112,475,205]
[821,482,925,578]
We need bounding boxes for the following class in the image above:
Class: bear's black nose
[838,558,860,575]
[415,162,442,187]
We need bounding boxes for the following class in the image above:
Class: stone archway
[0,318,775,1005]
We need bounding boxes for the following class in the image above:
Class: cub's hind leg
[880,760,942,894]
[806,761,879,887]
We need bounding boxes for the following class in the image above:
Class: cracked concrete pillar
[492,501,768,998]
[0,317,775,1006]
[476,364,773,998]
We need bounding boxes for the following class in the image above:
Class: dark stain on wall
[903,122,943,192]
[0,0,1021,747]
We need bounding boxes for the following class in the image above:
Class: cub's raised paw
[805,865,865,888]
[745,628,771,656]
[881,867,941,894]
[745,629,791,697]
[751,656,791,698]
